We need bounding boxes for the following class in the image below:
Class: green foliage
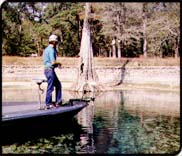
[42,2,84,56]
[2,2,21,55]
[2,2,180,58]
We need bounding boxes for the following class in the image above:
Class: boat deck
[2,99,88,145]
[2,99,88,122]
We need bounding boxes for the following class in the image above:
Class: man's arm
[49,49,61,68]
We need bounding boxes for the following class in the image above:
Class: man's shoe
[55,103,60,107]
[55,101,62,107]
[46,104,55,109]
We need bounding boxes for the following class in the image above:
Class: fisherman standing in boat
[43,34,62,109]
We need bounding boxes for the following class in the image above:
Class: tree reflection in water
[76,90,180,154]
[76,101,95,153]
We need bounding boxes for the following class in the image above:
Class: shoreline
[2,81,179,93]
[2,63,180,93]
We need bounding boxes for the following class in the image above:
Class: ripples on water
[2,89,180,154]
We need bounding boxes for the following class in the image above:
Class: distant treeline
[2,2,180,58]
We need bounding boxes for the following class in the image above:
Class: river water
[2,88,180,154]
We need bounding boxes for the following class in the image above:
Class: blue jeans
[44,68,62,106]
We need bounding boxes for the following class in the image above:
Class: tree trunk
[112,38,117,58]
[175,37,179,58]
[75,14,81,43]
[116,3,125,59]
[117,39,121,58]
[71,3,104,93]
[36,42,40,56]
[143,3,147,58]
[109,47,112,57]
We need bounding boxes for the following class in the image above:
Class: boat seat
[33,78,47,109]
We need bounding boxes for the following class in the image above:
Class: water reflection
[77,101,95,153]
[2,89,180,154]
[76,90,180,154]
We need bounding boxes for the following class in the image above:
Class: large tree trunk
[71,3,104,93]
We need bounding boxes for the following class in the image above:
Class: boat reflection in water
[2,89,180,154]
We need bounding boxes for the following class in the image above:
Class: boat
[2,99,88,145]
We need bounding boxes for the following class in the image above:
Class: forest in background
[2,2,180,58]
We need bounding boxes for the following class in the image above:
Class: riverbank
[2,56,180,66]
[2,57,180,92]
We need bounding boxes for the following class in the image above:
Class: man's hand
[52,61,62,68]
[57,63,62,69]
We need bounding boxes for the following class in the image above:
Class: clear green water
[2,89,180,154]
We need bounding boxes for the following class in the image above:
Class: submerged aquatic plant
[2,133,79,154]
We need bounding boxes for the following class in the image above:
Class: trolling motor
[33,78,47,110]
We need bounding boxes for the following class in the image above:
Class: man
[43,34,62,109]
